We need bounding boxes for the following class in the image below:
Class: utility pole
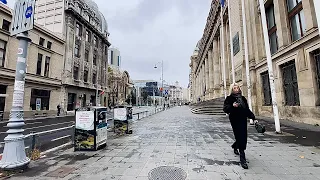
[227,0,235,83]
[241,0,253,124]
[258,0,281,133]
[220,4,227,98]
[0,0,36,169]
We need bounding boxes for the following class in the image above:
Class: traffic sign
[11,0,36,36]
[164,90,169,95]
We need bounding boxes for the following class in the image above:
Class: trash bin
[113,105,132,134]
[74,106,108,151]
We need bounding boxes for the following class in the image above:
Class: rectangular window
[76,22,82,36]
[2,19,10,31]
[282,61,300,106]
[85,30,90,42]
[110,50,113,64]
[118,56,120,66]
[74,43,80,57]
[261,72,272,106]
[39,37,45,46]
[94,36,98,47]
[92,73,96,84]
[313,50,320,104]
[287,0,306,41]
[36,53,43,75]
[44,56,50,77]
[93,51,97,65]
[84,70,88,82]
[47,41,52,49]
[0,40,7,67]
[73,66,79,80]
[266,4,278,54]
[85,49,89,62]
[30,89,51,110]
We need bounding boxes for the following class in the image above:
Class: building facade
[0,4,65,118]
[108,47,121,68]
[190,0,320,124]
[108,67,133,106]
[34,0,111,111]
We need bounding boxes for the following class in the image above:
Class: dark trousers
[230,118,248,151]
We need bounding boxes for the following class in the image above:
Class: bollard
[31,133,36,150]
[138,113,140,120]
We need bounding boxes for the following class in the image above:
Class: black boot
[239,150,248,169]
[231,142,239,155]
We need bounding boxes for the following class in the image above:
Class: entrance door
[67,93,76,111]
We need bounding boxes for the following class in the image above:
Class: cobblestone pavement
[9,106,320,180]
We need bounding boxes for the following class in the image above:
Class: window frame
[287,0,305,41]
[44,56,50,77]
[74,43,80,57]
[266,4,278,54]
[36,53,43,75]
[2,19,10,31]
[73,66,79,80]
[0,40,7,67]
[47,41,52,49]
[39,37,45,46]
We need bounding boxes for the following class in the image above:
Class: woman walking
[223,83,255,169]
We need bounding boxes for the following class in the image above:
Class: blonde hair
[229,83,241,95]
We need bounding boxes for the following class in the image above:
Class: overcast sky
[7,0,211,88]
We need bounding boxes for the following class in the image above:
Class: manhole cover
[148,166,187,180]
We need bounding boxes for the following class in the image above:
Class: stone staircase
[190,97,225,115]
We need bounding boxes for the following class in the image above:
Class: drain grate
[148,166,187,180]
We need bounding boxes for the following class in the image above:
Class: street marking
[25,121,73,130]
[26,121,43,125]
[40,142,72,155]
[51,135,71,142]
[24,125,74,138]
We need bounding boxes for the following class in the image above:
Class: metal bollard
[138,113,140,120]
[31,132,36,150]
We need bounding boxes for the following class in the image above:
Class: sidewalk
[3,107,320,180]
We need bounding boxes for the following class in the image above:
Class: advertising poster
[114,107,128,135]
[114,108,127,121]
[36,98,41,111]
[75,109,95,150]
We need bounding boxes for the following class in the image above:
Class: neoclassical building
[108,66,133,106]
[34,0,111,111]
[190,0,320,124]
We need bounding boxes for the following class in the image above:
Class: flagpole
[315,0,320,36]
[241,0,253,124]
[227,0,235,83]
[221,3,227,98]
[258,0,281,133]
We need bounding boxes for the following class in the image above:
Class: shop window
[30,89,51,110]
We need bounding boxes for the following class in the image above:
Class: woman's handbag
[255,122,266,133]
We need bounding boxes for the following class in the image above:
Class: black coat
[223,95,255,150]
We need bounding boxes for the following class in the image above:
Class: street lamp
[154,60,164,109]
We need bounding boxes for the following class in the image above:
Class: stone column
[205,56,209,100]
[208,49,214,99]
[302,0,317,31]
[273,0,290,48]
[202,63,205,99]
[223,24,230,86]
[213,38,220,93]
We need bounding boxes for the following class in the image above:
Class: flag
[220,0,225,7]
[0,0,7,4]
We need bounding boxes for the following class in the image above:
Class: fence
[19,106,164,153]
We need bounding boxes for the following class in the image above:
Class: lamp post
[154,60,164,108]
